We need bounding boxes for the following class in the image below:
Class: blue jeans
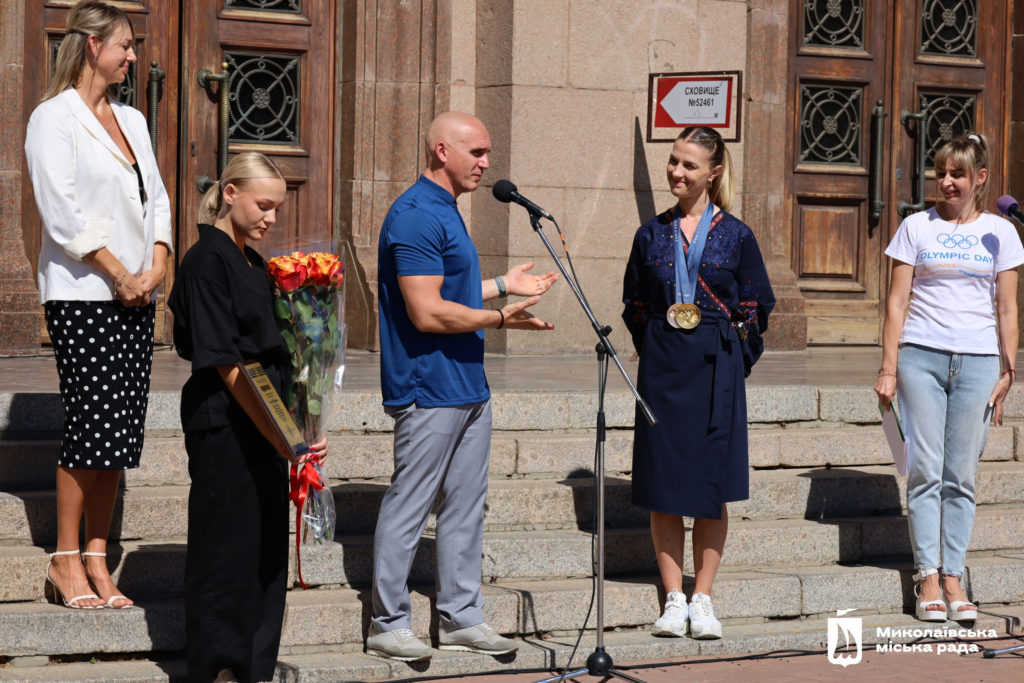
[897,343,998,577]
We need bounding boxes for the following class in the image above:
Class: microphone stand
[520,208,655,683]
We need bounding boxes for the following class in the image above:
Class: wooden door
[179,1,336,259]
[22,1,337,344]
[22,0,180,340]
[789,0,1011,344]
[789,1,892,344]
[890,1,1010,218]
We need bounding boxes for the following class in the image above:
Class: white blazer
[24,88,173,303]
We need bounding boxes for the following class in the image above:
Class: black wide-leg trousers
[184,420,289,683]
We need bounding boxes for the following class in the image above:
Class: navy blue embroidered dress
[622,210,774,519]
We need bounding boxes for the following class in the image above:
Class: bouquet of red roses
[266,251,345,566]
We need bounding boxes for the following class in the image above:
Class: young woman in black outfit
[169,152,327,683]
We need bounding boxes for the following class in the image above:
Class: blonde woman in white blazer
[24,1,171,610]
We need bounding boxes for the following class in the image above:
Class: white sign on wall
[647,71,742,142]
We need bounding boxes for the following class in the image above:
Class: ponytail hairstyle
[198,152,286,224]
[933,133,990,212]
[677,126,734,212]
[44,0,134,101]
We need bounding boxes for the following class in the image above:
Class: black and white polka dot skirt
[44,301,155,470]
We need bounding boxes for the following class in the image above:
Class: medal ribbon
[672,201,714,306]
[289,454,325,590]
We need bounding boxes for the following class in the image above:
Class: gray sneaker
[438,622,518,655]
[365,624,432,661]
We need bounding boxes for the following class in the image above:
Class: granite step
[4,461,1024,546]
[0,431,639,490]
[0,385,824,437]
[4,382,1024,438]
[2,421,1018,492]
[4,510,1024,601]
[4,599,1024,683]
[6,382,972,440]
[749,423,1018,468]
[466,509,1024,581]
[3,555,1023,660]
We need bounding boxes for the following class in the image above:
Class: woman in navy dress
[622,126,774,640]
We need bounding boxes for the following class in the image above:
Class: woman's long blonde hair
[198,152,286,224]
[43,0,133,101]
[677,126,735,212]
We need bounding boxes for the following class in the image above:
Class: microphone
[492,179,553,219]
[997,195,1024,224]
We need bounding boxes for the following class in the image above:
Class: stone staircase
[2,382,1024,681]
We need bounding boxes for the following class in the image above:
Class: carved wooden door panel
[790,1,890,344]
[179,1,336,259]
[890,1,1010,220]
[789,0,1011,345]
[22,0,181,341]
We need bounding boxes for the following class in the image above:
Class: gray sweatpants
[370,400,492,632]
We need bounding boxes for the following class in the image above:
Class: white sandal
[913,568,947,622]
[46,550,101,609]
[81,551,133,609]
[942,574,977,622]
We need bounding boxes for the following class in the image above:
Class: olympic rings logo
[936,233,978,249]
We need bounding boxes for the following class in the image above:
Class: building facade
[2,1,1021,355]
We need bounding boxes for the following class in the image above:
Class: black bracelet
[496,309,505,329]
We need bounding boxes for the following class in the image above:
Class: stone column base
[0,279,40,355]
[763,261,807,351]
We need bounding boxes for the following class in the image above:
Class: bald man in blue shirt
[368,112,558,662]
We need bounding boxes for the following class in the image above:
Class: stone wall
[337,0,810,355]
[335,0,454,349]
[745,0,806,350]
[474,0,754,355]
[0,1,39,355]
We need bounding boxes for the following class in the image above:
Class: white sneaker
[652,590,689,637]
[688,592,722,639]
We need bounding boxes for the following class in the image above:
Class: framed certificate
[238,361,309,458]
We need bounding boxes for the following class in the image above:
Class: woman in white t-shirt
[875,134,1024,623]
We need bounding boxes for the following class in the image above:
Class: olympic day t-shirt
[885,208,1024,354]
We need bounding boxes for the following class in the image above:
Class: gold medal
[675,303,701,330]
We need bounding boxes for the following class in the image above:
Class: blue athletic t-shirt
[378,175,489,407]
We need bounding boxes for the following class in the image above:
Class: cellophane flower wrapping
[266,250,346,545]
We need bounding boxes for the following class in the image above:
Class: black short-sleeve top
[168,224,288,431]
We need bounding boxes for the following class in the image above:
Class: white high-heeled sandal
[81,551,133,609]
[913,568,947,622]
[942,573,977,622]
[46,549,101,609]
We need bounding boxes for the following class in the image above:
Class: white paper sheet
[879,401,906,476]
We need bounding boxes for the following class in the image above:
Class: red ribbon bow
[289,454,325,590]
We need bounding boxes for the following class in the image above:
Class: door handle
[146,61,165,156]
[897,105,930,217]
[869,100,887,229]
[196,61,230,194]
